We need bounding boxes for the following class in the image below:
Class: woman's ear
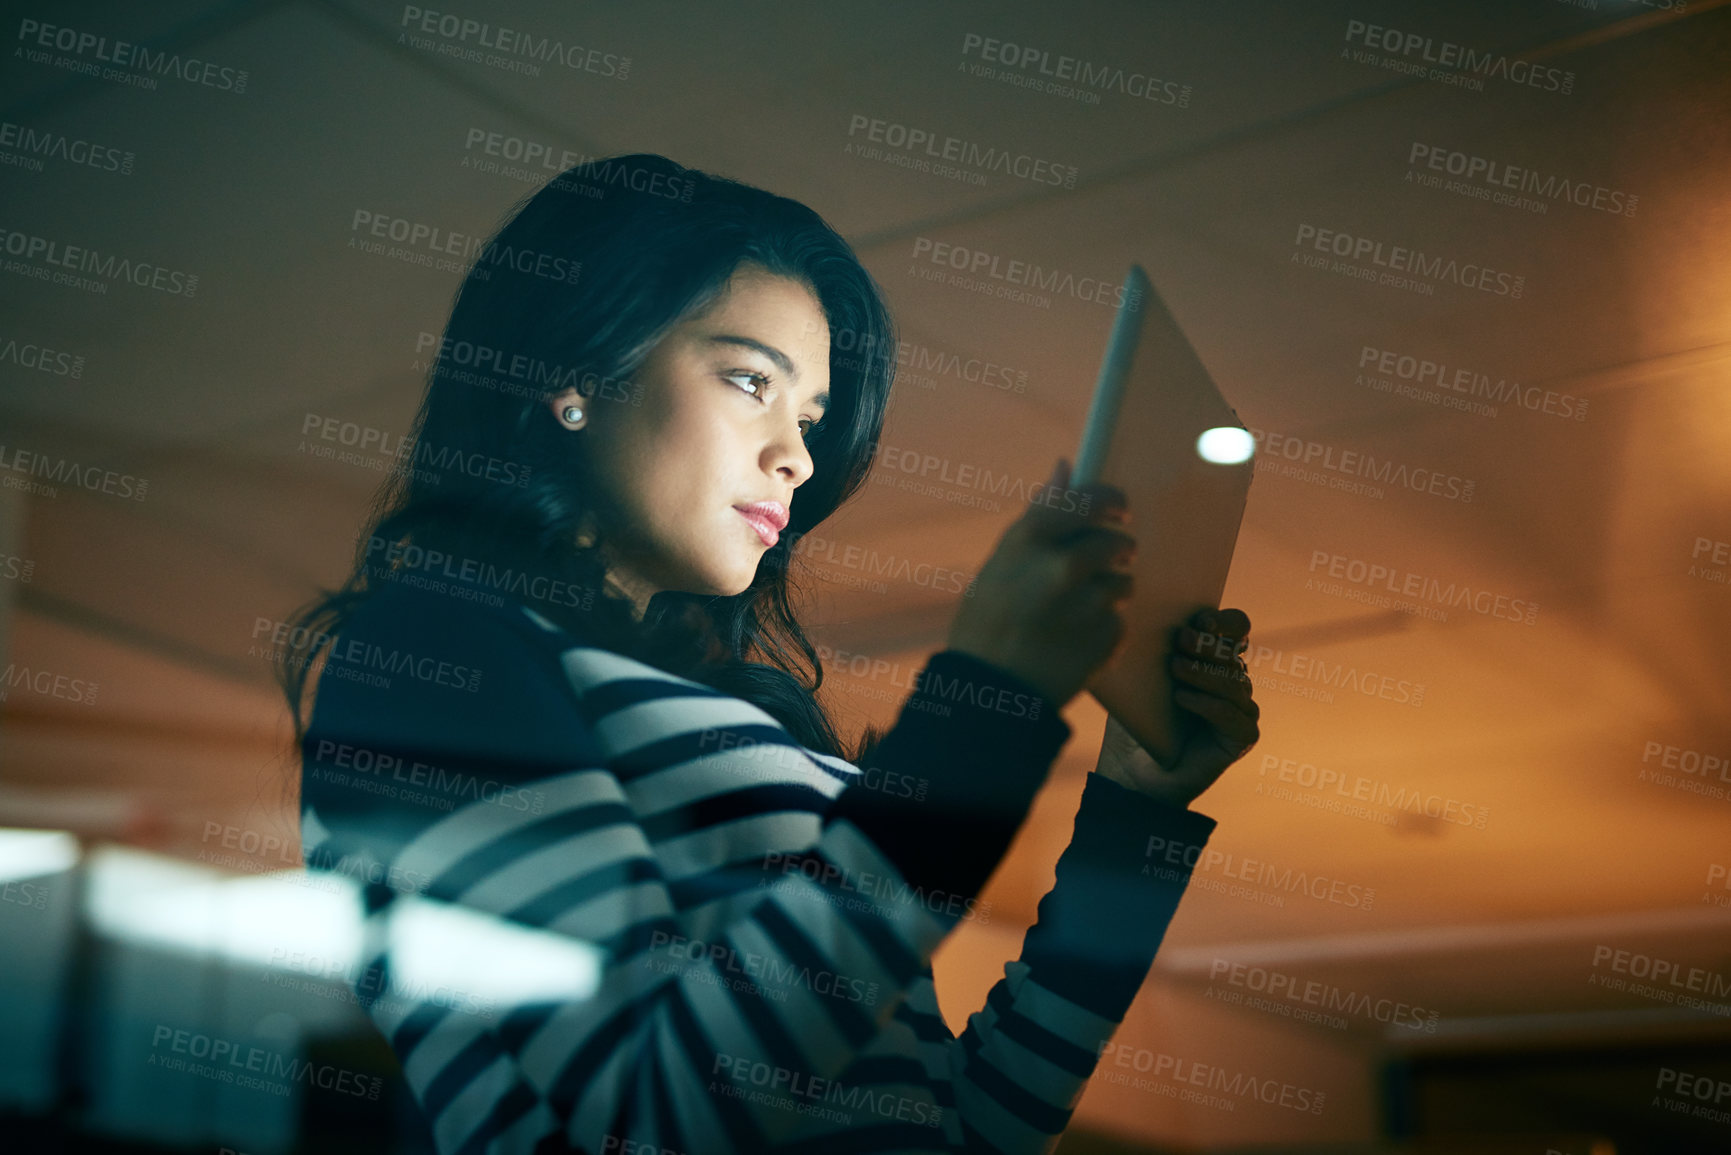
[547,386,587,430]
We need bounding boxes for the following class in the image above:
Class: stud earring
[562,405,584,426]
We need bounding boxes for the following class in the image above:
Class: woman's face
[566,264,832,606]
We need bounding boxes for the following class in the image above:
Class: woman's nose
[768,419,814,487]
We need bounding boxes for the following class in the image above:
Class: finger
[1170,652,1257,711]
[1181,607,1252,668]
[1016,459,1080,537]
[1173,686,1260,749]
[1186,606,1251,638]
[1175,624,1246,661]
[1170,647,1253,692]
[1080,484,1131,525]
[1087,569,1135,605]
[1170,640,1253,696]
[1063,526,1138,575]
[1045,484,1131,540]
[1212,607,1252,637]
[1021,473,1129,543]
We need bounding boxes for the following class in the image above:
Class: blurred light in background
[1197,425,1255,464]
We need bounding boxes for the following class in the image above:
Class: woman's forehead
[682,273,831,363]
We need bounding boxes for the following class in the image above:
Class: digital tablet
[1073,265,1255,767]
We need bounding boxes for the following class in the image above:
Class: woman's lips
[734,506,780,547]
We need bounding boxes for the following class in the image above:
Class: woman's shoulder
[300,580,861,858]
[308,580,830,772]
[303,581,601,769]
[345,575,716,693]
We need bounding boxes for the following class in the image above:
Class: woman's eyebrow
[706,334,795,376]
[706,334,828,411]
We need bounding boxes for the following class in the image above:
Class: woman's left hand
[1093,607,1260,808]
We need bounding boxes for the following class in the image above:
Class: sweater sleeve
[822,648,1074,907]
[299,608,1077,1154]
[946,774,1216,1153]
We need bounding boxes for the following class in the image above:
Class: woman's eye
[725,371,768,399]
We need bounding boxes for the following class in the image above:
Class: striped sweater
[299,576,1217,1154]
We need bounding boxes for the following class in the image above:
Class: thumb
[1039,457,1071,507]
[1022,457,1078,541]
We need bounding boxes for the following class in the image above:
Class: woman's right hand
[946,458,1136,710]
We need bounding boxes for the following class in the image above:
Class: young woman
[279,153,1260,1155]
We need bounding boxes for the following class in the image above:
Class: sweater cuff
[823,649,1072,912]
[1073,772,1219,876]
[1017,772,1217,1020]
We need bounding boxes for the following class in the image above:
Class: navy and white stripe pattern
[300,586,1217,1154]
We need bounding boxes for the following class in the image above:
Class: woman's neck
[605,570,653,620]
[577,511,656,620]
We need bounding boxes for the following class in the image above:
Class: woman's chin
[694,558,758,598]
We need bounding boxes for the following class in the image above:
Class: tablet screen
[1076,269,1255,765]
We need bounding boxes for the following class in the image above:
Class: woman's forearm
[945,773,1218,1153]
[823,648,1073,913]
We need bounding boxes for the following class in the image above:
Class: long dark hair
[276,153,896,762]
